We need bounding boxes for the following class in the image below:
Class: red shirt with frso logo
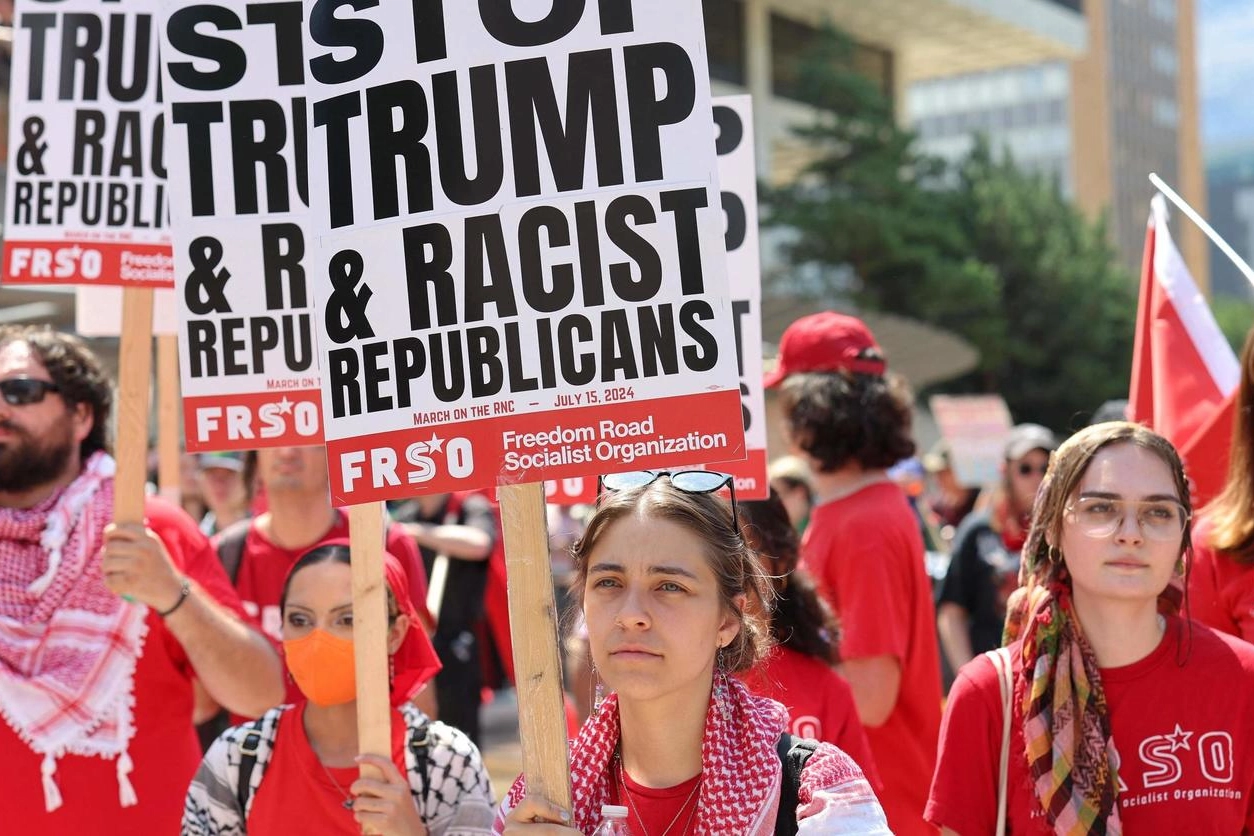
[801,482,942,836]
[224,512,427,703]
[926,617,1254,835]
[739,645,880,789]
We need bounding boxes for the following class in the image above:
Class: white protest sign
[929,394,1015,487]
[706,96,766,500]
[75,285,178,336]
[3,0,172,287]
[303,0,745,504]
[160,0,322,452]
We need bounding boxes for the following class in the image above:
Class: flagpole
[1149,172,1254,287]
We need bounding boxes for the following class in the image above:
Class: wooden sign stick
[155,335,181,504]
[348,500,391,834]
[113,288,154,524]
[499,482,573,811]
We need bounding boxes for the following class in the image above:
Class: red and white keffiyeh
[507,676,788,834]
[0,452,148,811]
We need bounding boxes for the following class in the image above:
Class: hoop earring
[591,663,605,717]
[713,647,731,722]
[1047,544,1061,565]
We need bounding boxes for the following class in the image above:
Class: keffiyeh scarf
[0,453,148,811]
[507,676,788,834]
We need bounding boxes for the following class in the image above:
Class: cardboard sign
[303,0,745,504]
[929,394,1015,488]
[705,96,766,500]
[3,0,172,287]
[75,285,178,336]
[160,0,323,452]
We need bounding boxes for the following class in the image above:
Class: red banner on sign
[183,389,323,452]
[3,240,173,287]
[325,391,746,506]
[706,448,769,501]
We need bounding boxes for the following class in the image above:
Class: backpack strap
[401,704,431,823]
[214,519,253,585]
[230,708,282,821]
[774,733,819,836]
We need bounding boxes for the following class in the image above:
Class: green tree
[765,27,1137,431]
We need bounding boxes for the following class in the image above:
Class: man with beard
[0,326,284,834]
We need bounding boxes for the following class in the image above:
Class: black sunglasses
[0,378,60,406]
[1016,462,1048,477]
[598,469,742,539]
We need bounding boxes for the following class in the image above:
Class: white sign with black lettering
[161,0,322,451]
[303,0,745,503]
[3,0,172,287]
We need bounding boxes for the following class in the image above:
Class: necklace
[616,754,700,836]
[315,753,356,811]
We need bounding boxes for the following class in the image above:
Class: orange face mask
[283,629,357,707]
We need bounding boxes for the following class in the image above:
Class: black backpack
[774,733,819,836]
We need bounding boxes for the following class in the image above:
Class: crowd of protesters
[6,317,1254,834]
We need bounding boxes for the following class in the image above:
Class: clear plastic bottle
[591,804,634,836]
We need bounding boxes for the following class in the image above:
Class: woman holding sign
[496,471,890,835]
[184,543,495,836]
[928,423,1254,834]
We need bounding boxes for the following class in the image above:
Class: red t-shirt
[1187,516,1254,642]
[609,768,702,836]
[740,646,880,788]
[0,497,248,835]
[927,616,1254,835]
[248,703,409,835]
[226,513,427,703]
[801,482,942,836]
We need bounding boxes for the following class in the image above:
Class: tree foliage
[764,26,1137,432]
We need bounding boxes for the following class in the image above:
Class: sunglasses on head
[598,469,742,539]
[0,378,60,406]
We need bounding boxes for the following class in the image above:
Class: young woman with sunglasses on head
[184,543,495,836]
[937,424,1059,675]
[1189,327,1254,643]
[927,423,1254,835]
[497,471,890,835]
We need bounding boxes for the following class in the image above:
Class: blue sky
[1199,0,1254,149]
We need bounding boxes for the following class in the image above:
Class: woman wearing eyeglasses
[936,424,1059,676]
[496,471,891,835]
[927,422,1254,835]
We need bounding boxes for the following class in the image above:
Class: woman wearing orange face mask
[183,542,495,836]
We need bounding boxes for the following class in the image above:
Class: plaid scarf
[0,453,148,812]
[1009,580,1122,835]
[506,676,788,834]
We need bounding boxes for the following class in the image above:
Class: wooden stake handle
[349,501,391,834]
[156,335,181,503]
[113,289,154,524]
[500,482,573,811]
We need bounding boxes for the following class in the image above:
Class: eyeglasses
[1065,496,1190,541]
[0,378,60,406]
[598,469,741,539]
[1016,462,1048,477]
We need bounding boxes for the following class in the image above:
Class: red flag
[1129,195,1240,508]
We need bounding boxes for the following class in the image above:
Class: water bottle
[591,804,634,835]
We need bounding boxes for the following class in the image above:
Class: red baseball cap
[763,311,886,388]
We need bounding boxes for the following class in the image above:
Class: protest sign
[3,0,172,287]
[156,335,181,502]
[929,394,1015,487]
[160,0,323,452]
[302,0,745,505]
[705,95,767,499]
